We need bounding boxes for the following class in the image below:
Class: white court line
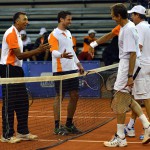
[37,139,141,144]
[69,139,142,144]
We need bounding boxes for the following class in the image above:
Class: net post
[59,78,62,128]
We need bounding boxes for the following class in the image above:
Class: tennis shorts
[114,59,129,92]
[53,70,79,94]
[132,63,150,99]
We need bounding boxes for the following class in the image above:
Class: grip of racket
[133,66,141,80]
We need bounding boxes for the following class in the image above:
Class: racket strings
[83,71,104,91]
[111,91,133,114]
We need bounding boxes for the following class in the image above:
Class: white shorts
[114,59,129,92]
[132,63,150,99]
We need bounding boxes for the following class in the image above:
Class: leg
[86,52,93,60]
[2,84,15,139]
[65,90,81,134]
[67,90,78,120]
[144,99,150,121]
[53,94,64,127]
[116,113,126,139]
[125,110,137,137]
[53,94,69,135]
[15,83,29,135]
[104,113,127,147]
[130,99,150,144]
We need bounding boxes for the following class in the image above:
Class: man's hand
[126,77,134,88]
[38,43,51,52]
[77,62,84,74]
[61,49,73,59]
[88,46,94,58]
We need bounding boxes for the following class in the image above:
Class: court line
[37,139,142,144]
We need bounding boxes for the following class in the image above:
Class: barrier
[0,61,100,98]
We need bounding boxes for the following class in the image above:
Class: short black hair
[13,12,26,24]
[111,3,128,19]
[57,11,71,23]
[133,12,147,20]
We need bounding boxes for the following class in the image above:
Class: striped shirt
[48,28,79,73]
[0,25,23,67]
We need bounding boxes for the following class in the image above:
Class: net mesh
[0,63,118,150]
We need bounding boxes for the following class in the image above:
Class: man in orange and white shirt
[48,11,84,136]
[0,12,50,143]
[78,29,97,60]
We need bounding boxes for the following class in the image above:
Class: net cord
[0,63,119,84]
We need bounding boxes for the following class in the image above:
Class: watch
[128,74,133,78]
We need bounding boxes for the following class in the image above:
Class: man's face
[61,15,72,28]
[16,14,29,30]
[111,10,121,25]
[131,13,139,25]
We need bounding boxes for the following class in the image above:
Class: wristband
[90,41,98,48]
[128,74,133,78]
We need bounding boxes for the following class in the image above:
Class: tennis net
[0,63,118,150]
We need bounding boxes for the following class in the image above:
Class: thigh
[114,59,129,91]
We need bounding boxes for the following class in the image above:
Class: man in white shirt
[48,11,84,136]
[104,3,150,147]
[124,5,150,140]
[0,12,50,143]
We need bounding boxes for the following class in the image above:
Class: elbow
[16,55,24,60]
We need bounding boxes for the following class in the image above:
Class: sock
[66,118,73,127]
[139,114,150,129]
[55,120,59,129]
[117,124,125,139]
[127,118,135,129]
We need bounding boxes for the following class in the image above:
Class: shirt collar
[12,25,21,37]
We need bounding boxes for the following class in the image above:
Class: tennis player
[0,12,50,143]
[103,3,150,147]
[124,5,150,140]
[90,5,150,141]
[48,11,84,135]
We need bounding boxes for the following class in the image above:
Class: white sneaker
[124,126,135,137]
[16,133,38,141]
[142,125,150,144]
[104,134,127,147]
[0,136,21,143]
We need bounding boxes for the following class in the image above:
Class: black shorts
[53,70,79,94]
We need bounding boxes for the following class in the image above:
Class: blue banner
[0,61,101,99]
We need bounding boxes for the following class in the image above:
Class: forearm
[90,32,115,49]
[52,50,61,58]
[96,32,115,45]
[128,52,136,75]
[16,48,42,60]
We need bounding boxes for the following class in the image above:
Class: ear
[60,18,64,22]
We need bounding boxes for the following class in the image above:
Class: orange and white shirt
[0,25,23,67]
[82,36,97,52]
[112,25,121,36]
[48,28,79,73]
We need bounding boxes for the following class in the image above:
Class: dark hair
[111,3,128,19]
[57,11,71,23]
[133,12,147,20]
[13,12,26,24]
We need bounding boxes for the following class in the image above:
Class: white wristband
[90,41,98,48]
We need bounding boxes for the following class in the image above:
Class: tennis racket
[111,66,141,114]
[26,88,33,107]
[81,70,104,90]
[106,72,117,91]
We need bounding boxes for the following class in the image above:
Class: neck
[120,19,129,27]
[14,24,21,32]
[58,23,66,31]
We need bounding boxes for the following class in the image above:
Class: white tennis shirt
[0,25,23,67]
[136,21,150,65]
[48,28,79,73]
[118,21,141,59]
